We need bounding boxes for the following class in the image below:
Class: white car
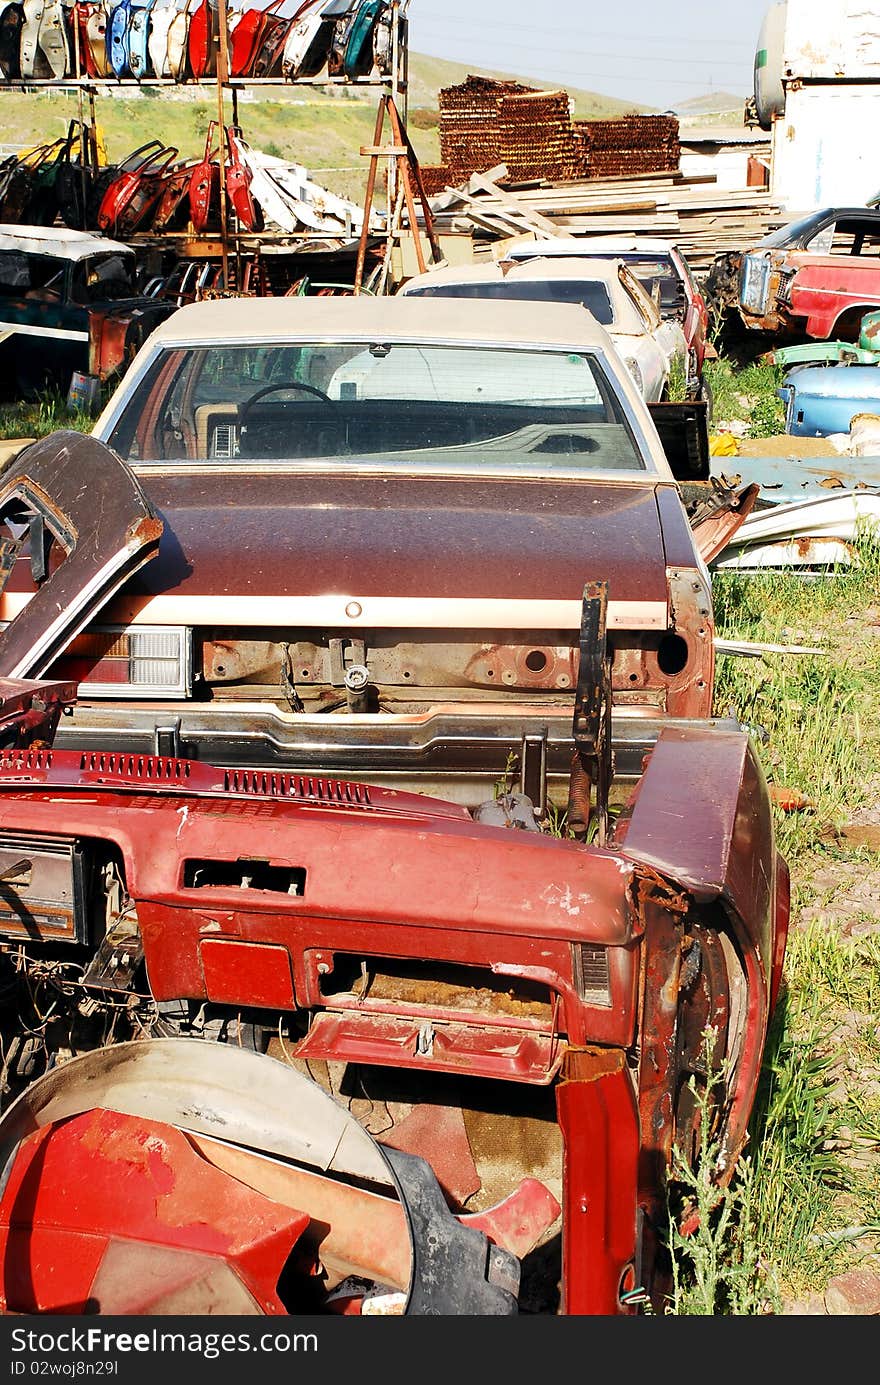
[500,234,711,393]
[398,257,689,404]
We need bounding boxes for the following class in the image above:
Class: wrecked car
[398,258,690,405]
[3,296,723,805]
[0,224,174,397]
[706,206,880,343]
[500,234,712,400]
[777,362,880,437]
[0,413,788,1316]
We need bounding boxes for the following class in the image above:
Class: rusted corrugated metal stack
[574,115,681,178]
[427,75,587,186]
[420,164,456,197]
[437,75,535,180]
[422,78,681,190]
[494,89,586,181]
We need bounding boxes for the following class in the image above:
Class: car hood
[67,470,673,627]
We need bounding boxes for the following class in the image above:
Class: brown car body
[1,296,717,810]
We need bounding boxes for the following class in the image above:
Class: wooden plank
[466,173,567,235]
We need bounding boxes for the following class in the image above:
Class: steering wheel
[238,380,335,432]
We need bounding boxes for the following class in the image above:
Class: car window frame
[97,336,670,482]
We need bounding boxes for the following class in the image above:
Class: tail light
[48,625,192,698]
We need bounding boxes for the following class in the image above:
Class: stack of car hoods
[0,0,401,83]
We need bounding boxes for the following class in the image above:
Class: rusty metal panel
[0,830,84,942]
[619,724,775,964]
[0,431,163,680]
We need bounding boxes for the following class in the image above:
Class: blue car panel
[780,364,880,436]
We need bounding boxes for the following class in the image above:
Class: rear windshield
[106,340,649,472]
[404,278,615,325]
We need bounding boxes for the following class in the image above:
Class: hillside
[0,51,648,204]
[405,51,647,118]
[673,89,748,122]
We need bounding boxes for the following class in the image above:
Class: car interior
[108,341,650,472]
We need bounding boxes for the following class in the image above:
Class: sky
[406,0,775,110]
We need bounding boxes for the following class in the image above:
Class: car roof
[398,262,505,288]
[502,258,626,286]
[402,258,627,291]
[504,235,679,258]
[143,294,622,353]
[0,224,133,260]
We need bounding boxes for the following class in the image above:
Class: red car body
[0,309,788,1318]
[708,207,880,342]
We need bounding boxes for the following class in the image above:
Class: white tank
[754,1,787,129]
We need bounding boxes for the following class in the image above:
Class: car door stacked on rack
[0,0,403,81]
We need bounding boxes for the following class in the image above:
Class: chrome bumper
[56,701,741,807]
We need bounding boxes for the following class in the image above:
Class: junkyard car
[398,258,689,404]
[778,362,880,436]
[501,234,711,393]
[0,369,787,1315]
[706,206,880,343]
[0,224,173,396]
[3,296,720,806]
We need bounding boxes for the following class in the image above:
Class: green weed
[703,357,785,434]
[0,388,95,442]
[745,927,870,1297]
[666,349,688,404]
[663,1033,778,1315]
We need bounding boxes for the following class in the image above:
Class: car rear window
[105,341,649,473]
[404,278,615,325]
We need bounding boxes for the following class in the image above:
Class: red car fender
[788,256,880,339]
[619,723,788,1174]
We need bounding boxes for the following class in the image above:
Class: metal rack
[1,1,413,287]
[0,1,409,104]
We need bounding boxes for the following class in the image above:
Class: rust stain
[561,1045,625,1083]
[632,865,690,924]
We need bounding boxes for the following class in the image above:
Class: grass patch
[0,389,95,442]
[746,926,880,1299]
[703,357,786,436]
[712,538,880,859]
[676,532,880,1311]
[664,929,880,1313]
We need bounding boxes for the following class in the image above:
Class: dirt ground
[736,433,839,458]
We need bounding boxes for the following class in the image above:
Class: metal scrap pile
[573,115,680,178]
[423,75,587,189]
[421,78,681,192]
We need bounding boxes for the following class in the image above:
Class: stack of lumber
[424,165,787,271]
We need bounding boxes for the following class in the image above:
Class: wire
[277,1014,297,1067]
[413,27,751,70]
[411,13,755,51]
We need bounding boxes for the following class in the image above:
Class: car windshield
[404,278,616,325]
[614,256,681,311]
[759,211,830,248]
[106,340,648,472]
